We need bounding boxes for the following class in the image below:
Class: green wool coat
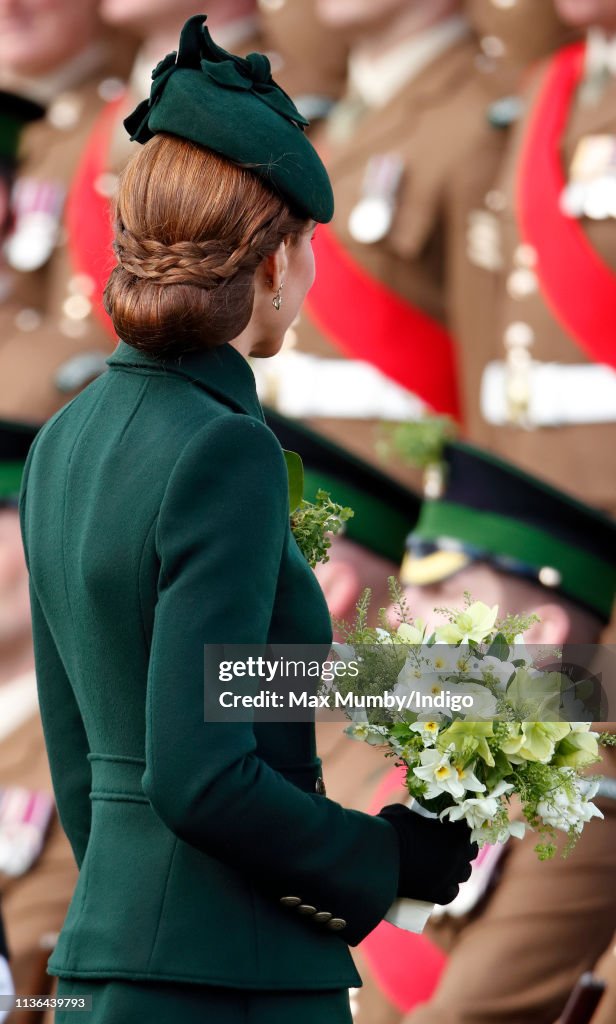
[19,341,399,991]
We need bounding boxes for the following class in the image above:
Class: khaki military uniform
[467,0,576,99]
[0,691,77,1024]
[0,48,132,423]
[257,0,348,121]
[260,20,504,489]
[458,48,616,514]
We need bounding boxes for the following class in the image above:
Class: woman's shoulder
[173,413,286,481]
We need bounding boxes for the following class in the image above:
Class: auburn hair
[103,133,307,356]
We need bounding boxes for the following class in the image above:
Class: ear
[523,602,571,645]
[314,560,361,619]
[259,239,289,295]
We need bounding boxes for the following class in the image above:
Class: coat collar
[107,341,265,421]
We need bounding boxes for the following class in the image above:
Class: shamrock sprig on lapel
[283,450,354,568]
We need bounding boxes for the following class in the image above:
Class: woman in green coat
[19,15,475,1024]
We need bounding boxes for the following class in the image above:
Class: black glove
[378,803,478,906]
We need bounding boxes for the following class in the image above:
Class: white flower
[345,713,388,746]
[453,682,499,720]
[435,602,498,645]
[536,774,603,834]
[477,655,516,692]
[408,718,443,747]
[396,621,427,645]
[413,749,485,800]
[470,819,527,846]
[441,780,513,830]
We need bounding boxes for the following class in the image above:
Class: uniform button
[506,268,537,300]
[258,0,286,10]
[504,322,535,349]
[315,777,326,796]
[62,294,92,321]
[480,35,505,58]
[280,897,302,908]
[491,0,516,8]
[313,912,332,924]
[48,93,82,129]
[327,918,347,931]
[297,905,317,916]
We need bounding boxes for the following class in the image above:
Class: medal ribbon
[306,224,461,419]
[65,96,126,340]
[517,42,616,369]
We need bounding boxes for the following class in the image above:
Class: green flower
[553,729,600,768]
[438,721,496,767]
[435,602,498,645]
[506,668,563,720]
[501,722,571,763]
[396,621,426,645]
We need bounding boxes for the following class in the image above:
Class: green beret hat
[0,91,44,164]
[124,14,334,224]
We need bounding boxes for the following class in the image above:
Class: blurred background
[0,2,615,1022]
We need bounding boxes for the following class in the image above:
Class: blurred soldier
[0,421,77,1024]
[263,1,478,451]
[0,0,134,422]
[257,0,349,122]
[460,0,616,515]
[0,90,43,287]
[451,0,575,435]
[385,441,616,1024]
[592,933,616,1024]
[257,0,508,489]
[266,410,447,1024]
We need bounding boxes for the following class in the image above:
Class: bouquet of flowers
[333,586,613,931]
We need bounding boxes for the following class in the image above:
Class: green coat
[19,341,399,991]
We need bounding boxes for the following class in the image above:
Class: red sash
[306,224,461,419]
[517,42,616,369]
[65,96,125,340]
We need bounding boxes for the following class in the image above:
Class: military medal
[348,154,404,244]
[4,178,65,272]
[560,135,616,220]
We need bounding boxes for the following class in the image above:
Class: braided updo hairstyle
[104,133,307,356]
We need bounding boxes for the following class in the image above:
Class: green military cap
[0,420,40,506]
[265,410,421,563]
[402,441,616,621]
[125,13,334,224]
[0,91,44,164]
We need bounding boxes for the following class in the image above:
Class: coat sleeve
[145,414,400,946]
[19,461,93,870]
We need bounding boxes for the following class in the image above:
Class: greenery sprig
[291,489,354,568]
